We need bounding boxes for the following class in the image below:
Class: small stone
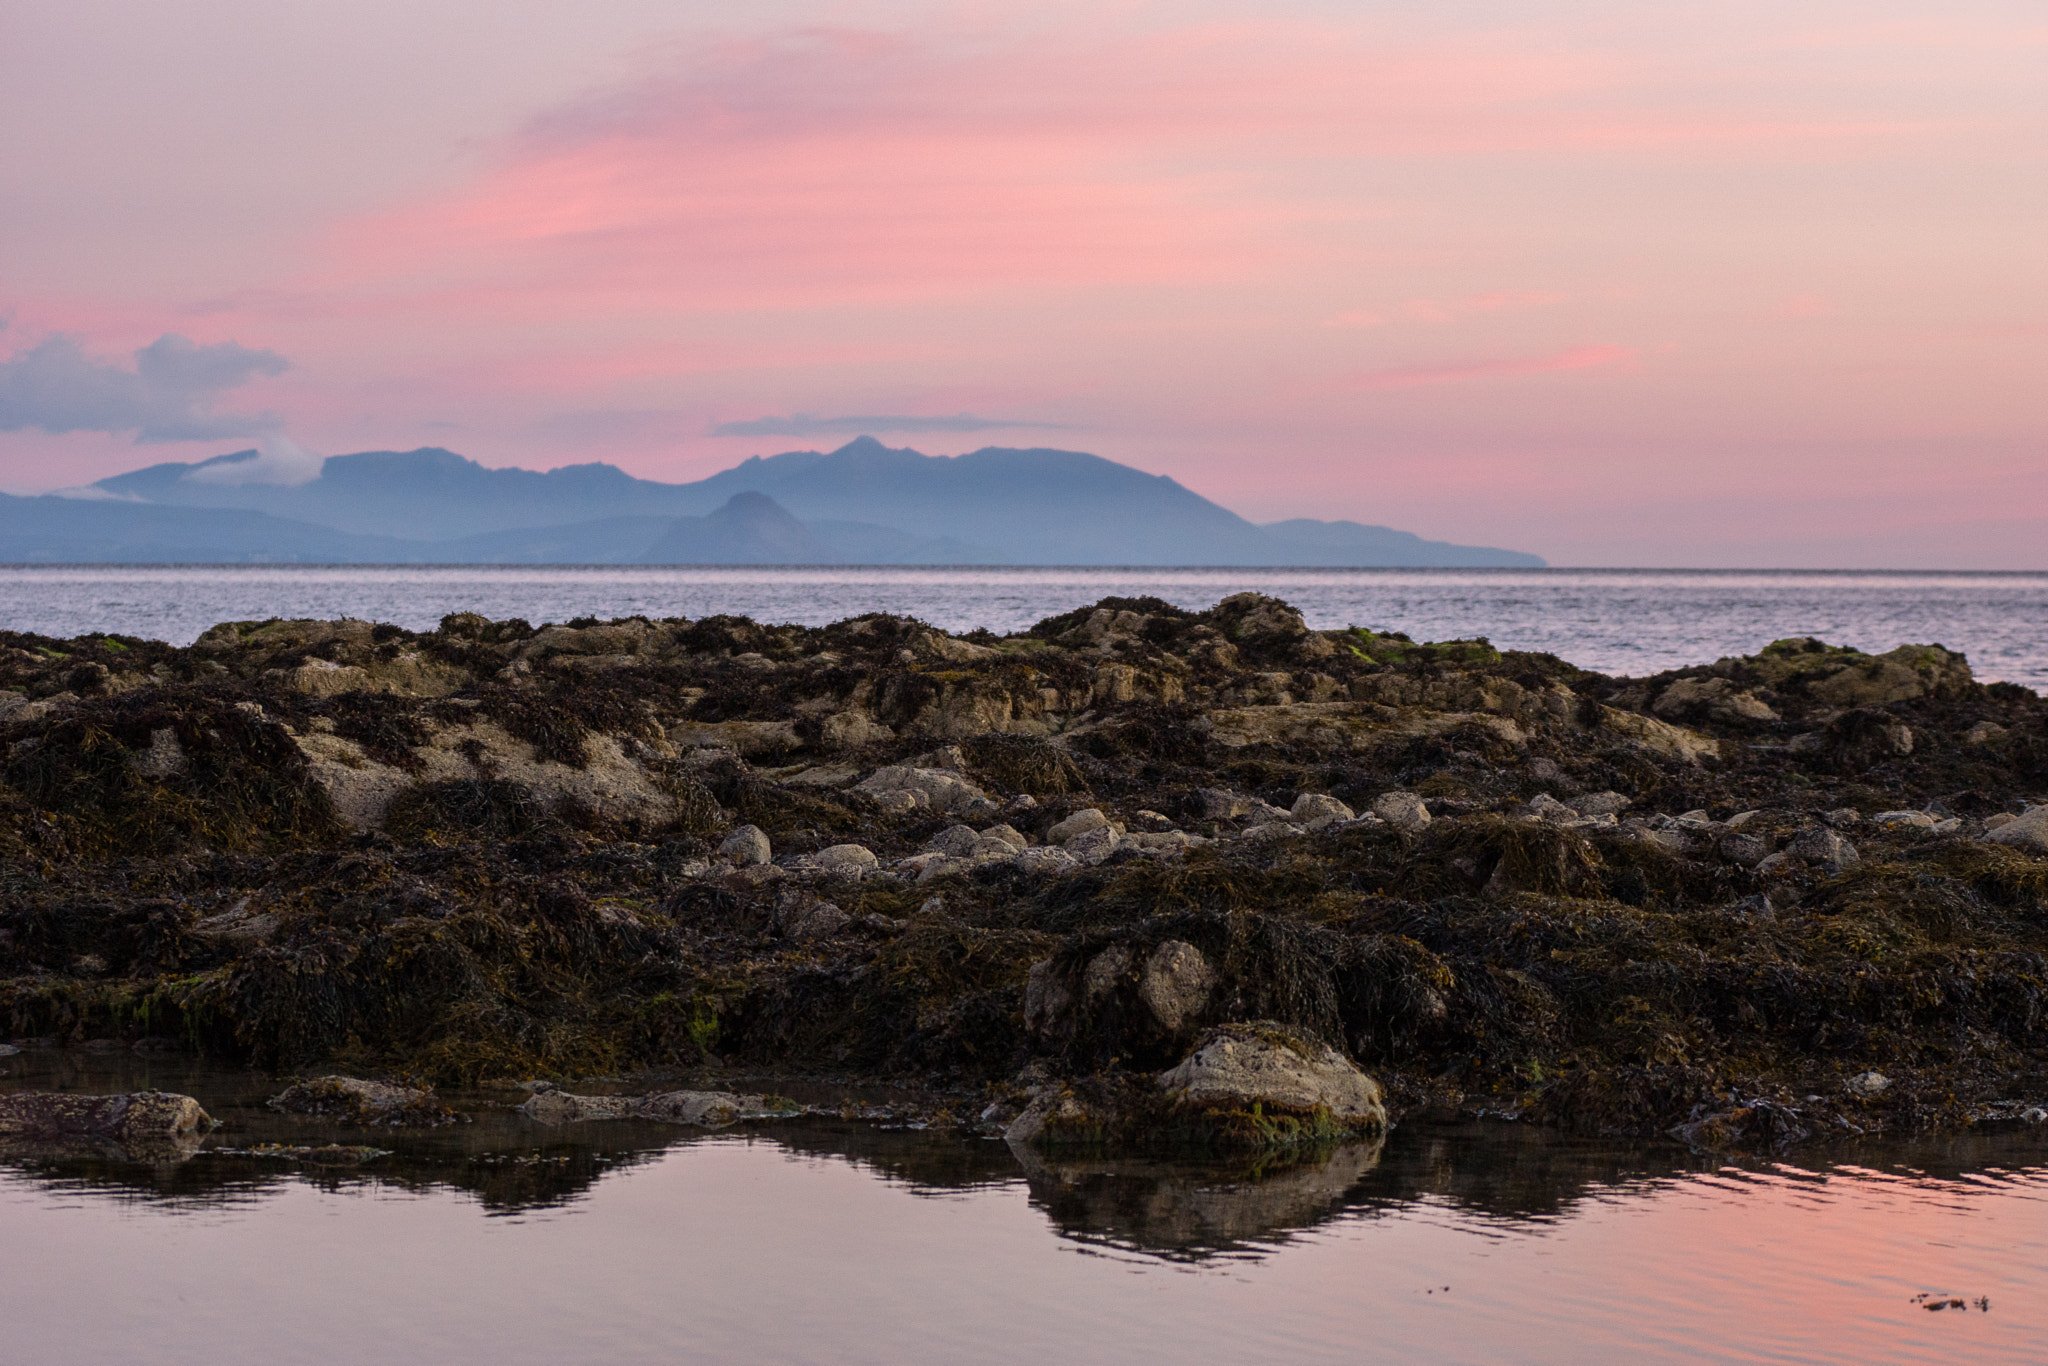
[1066,826,1121,865]
[1047,808,1110,844]
[1845,1071,1890,1099]
[1197,788,1251,820]
[719,824,772,866]
[1871,810,1937,829]
[1373,791,1431,832]
[1290,792,1355,824]
[1719,833,1769,867]
[1567,791,1631,816]
[924,825,982,856]
[980,823,1029,852]
[1786,827,1860,872]
[811,843,878,877]
[1136,940,1216,1033]
[1013,847,1080,876]
[1523,793,1577,824]
[1964,720,2009,747]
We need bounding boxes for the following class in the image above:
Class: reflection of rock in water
[1014,1138,1385,1259]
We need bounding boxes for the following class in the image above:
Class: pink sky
[2,0,2043,565]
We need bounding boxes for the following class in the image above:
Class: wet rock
[519,1088,768,1128]
[1135,940,1217,1034]
[269,1076,461,1127]
[1047,808,1110,843]
[1845,1071,1891,1098]
[1985,807,2048,855]
[0,1090,213,1145]
[1964,720,2009,747]
[1373,791,1431,832]
[1155,1023,1386,1137]
[1289,792,1354,824]
[719,824,772,866]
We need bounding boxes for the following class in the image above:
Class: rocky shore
[2,593,2045,1154]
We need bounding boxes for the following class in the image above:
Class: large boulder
[1007,1022,1386,1152]
[1157,1023,1386,1133]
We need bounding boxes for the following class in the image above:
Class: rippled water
[2,565,2046,688]
[2,1055,2045,1365]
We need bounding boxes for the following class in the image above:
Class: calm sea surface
[0,1056,2043,1366]
[2,565,2045,688]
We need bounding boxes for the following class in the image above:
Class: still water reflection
[2,1055,2043,1365]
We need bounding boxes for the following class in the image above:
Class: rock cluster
[1,594,2045,1152]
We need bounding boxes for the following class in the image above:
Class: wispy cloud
[0,332,287,442]
[710,412,1064,438]
[1349,344,1634,390]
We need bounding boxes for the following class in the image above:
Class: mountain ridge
[54,437,1543,566]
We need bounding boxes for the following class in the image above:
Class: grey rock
[1196,787,1251,820]
[1136,941,1217,1033]
[810,843,878,877]
[719,824,772,866]
[1082,945,1134,1003]
[1242,800,1294,827]
[1023,959,1071,1035]
[1985,806,2048,855]
[1964,720,2009,747]
[519,1088,766,1128]
[980,823,1029,852]
[773,891,850,940]
[1718,833,1769,867]
[1523,793,1578,824]
[1289,792,1355,824]
[1156,1023,1386,1131]
[1871,810,1937,829]
[1013,847,1081,876]
[1844,1071,1890,1099]
[269,1076,458,1126]
[1785,827,1860,872]
[924,824,983,856]
[1047,808,1110,844]
[1372,791,1431,832]
[853,764,990,814]
[1066,826,1122,865]
[0,1090,213,1146]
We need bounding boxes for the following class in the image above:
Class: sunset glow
[3,0,2043,565]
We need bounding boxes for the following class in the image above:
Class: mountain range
[2,437,1543,566]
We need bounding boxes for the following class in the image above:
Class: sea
[2,564,2045,688]
[0,1055,2044,1366]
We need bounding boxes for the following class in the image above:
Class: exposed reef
[3,594,2046,1154]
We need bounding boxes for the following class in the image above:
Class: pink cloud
[1348,344,1636,390]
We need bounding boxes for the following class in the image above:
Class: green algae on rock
[2,593,2046,1155]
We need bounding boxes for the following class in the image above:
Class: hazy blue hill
[675,437,1281,565]
[1259,518,1545,568]
[95,447,695,540]
[640,493,829,564]
[0,493,418,563]
[78,435,1544,565]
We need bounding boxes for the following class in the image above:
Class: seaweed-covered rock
[0,1090,213,1145]
[269,1077,461,1127]
[518,1088,770,1127]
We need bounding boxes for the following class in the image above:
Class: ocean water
[1,1053,2043,1366]
[1,564,2045,687]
